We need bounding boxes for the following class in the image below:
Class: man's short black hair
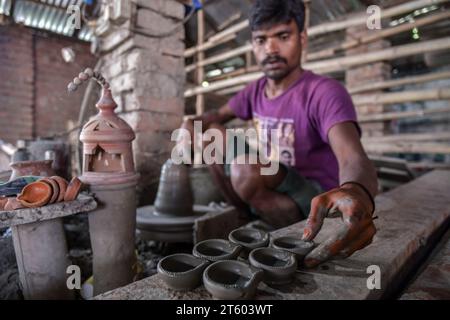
[249,0,306,32]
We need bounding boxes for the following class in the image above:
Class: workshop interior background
[0,0,449,300]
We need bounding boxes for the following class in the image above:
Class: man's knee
[230,156,262,202]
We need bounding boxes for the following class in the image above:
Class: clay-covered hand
[301,183,376,268]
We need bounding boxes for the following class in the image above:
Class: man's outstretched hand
[301,182,377,268]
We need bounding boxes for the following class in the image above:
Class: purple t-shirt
[228,70,359,191]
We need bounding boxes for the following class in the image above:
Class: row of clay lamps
[157,227,315,299]
[1,177,82,211]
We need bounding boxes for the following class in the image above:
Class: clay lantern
[80,87,136,184]
[69,68,139,296]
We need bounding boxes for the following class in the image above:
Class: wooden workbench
[95,170,450,300]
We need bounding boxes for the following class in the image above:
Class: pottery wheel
[136,205,212,243]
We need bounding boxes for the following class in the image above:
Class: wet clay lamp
[17,180,53,208]
[228,228,270,259]
[249,247,297,286]
[157,253,209,291]
[193,239,242,262]
[70,68,140,296]
[271,237,315,267]
[203,260,264,300]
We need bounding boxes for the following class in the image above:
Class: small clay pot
[51,176,68,202]
[203,260,264,300]
[154,160,194,216]
[39,177,59,204]
[271,237,315,266]
[228,228,270,259]
[9,160,55,180]
[4,197,25,211]
[157,253,209,291]
[64,177,82,202]
[249,247,297,286]
[17,181,52,208]
[193,239,242,262]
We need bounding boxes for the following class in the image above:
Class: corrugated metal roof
[0,0,93,42]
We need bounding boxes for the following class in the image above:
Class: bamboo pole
[308,37,450,74]
[184,37,450,97]
[362,131,450,143]
[186,44,252,73]
[349,70,450,94]
[185,33,237,58]
[183,0,450,58]
[308,10,450,61]
[353,87,450,106]
[358,106,450,123]
[302,0,311,64]
[363,142,450,154]
[196,6,205,115]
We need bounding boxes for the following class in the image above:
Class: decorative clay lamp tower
[69,68,139,295]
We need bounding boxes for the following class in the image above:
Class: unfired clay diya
[203,260,264,300]
[157,253,210,291]
[228,227,270,258]
[271,236,315,266]
[249,247,297,285]
[193,239,242,262]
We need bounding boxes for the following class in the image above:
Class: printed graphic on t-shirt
[253,113,296,167]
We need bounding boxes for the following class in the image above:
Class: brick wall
[0,25,34,143]
[0,25,96,144]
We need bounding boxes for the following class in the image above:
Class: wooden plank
[400,229,450,300]
[95,170,450,300]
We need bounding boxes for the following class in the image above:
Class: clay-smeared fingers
[302,197,329,241]
[303,221,369,268]
[338,223,376,258]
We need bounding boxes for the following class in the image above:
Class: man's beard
[261,55,291,80]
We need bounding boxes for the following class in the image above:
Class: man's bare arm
[302,121,378,267]
[328,122,378,197]
[182,104,236,133]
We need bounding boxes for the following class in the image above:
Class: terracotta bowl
[64,177,82,202]
[249,247,297,286]
[228,228,270,259]
[193,239,242,262]
[17,180,52,208]
[39,177,59,204]
[271,237,315,266]
[203,260,263,300]
[157,253,209,291]
[51,176,68,202]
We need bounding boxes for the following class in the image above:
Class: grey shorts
[223,136,323,219]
